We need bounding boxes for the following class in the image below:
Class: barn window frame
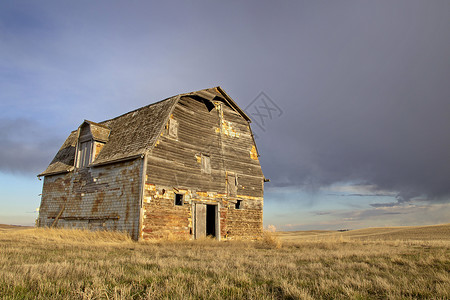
[174,193,184,206]
[167,118,178,139]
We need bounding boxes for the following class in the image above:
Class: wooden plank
[51,204,65,227]
[195,203,206,239]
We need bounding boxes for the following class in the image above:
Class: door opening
[194,203,219,240]
[206,204,216,237]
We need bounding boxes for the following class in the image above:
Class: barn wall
[38,159,142,240]
[143,96,264,240]
[220,100,264,239]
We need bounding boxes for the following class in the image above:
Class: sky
[1,1,449,230]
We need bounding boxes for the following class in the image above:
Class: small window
[167,118,178,138]
[235,200,242,209]
[175,193,183,206]
[201,154,211,174]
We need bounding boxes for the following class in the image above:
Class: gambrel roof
[39,87,253,177]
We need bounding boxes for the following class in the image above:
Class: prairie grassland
[0,225,449,299]
[0,224,32,231]
[276,223,450,242]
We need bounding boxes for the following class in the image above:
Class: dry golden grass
[0,224,32,231]
[276,223,450,241]
[0,224,449,299]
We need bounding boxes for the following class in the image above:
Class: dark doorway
[206,204,216,237]
[194,203,218,240]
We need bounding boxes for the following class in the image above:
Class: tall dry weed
[260,230,282,249]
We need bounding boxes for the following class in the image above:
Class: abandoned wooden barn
[38,87,265,240]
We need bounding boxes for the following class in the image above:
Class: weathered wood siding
[219,101,264,239]
[142,96,264,240]
[38,159,142,240]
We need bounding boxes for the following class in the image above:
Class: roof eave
[90,154,144,168]
[38,167,74,178]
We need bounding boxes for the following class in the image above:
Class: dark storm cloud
[1,0,449,205]
[0,118,61,175]
[254,1,450,203]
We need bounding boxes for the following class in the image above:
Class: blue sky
[1,1,449,229]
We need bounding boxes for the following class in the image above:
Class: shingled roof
[39,87,251,177]
[39,131,78,176]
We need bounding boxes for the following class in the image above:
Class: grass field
[275,223,450,241]
[0,224,449,299]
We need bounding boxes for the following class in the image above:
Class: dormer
[75,120,110,168]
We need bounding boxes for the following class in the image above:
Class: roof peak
[81,119,110,129]
[95,86,222,126]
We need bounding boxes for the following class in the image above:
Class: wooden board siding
[194,203,207,239]
[147,97,226,190]
[143,96,264,240]
[38,159,142,240]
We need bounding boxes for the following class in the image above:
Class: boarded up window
[227,173,237,197]
[168,118,178,138]
[78,141,92,168]
[201,154,211,174]
[88,219,105,230]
